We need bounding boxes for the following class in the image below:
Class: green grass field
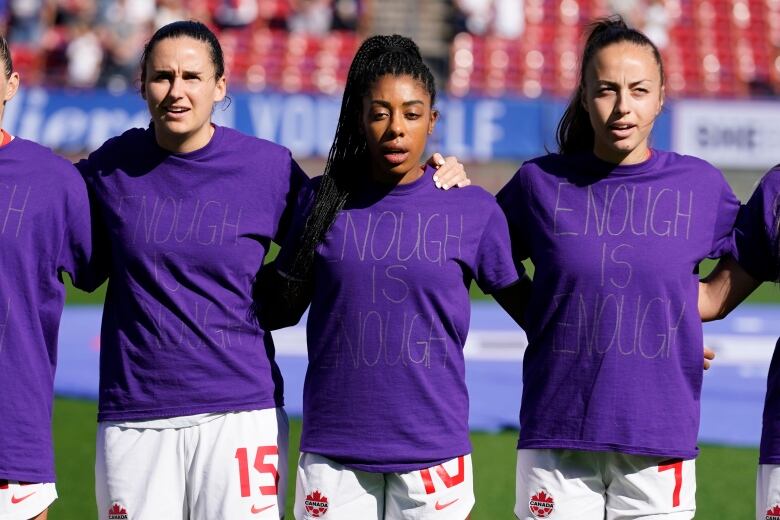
[64,257,780,306]
[50,398,757,519]
[55,260,776,518]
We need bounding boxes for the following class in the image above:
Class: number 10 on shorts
[235,446,279,497]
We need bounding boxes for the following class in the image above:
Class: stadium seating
[449,0,780,99]
[6,0,780,98]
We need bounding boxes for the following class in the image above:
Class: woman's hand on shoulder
[427,153,471,190]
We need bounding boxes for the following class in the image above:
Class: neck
[593,144,651,166]
[370,164,424,186]
[155,124,215,154]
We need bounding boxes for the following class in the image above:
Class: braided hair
[557,16,664,155]
[284,34,436,297]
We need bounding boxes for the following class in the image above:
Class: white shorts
[515,449,696,519]
[95,407,289,520]
[756,464,780,520]
[0,480,57,520]
[294,452,474,519]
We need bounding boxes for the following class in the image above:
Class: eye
[405,111,422,120]
[370,109,389,121]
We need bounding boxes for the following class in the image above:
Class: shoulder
[500,153,563,196]
[654,150,724,179]
[79,127,153,173]
[217,126,291,160]
[10,137,81,181]
[759,166,780,193]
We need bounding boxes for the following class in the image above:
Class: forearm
[699,256,761,321]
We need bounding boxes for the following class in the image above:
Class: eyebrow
[595,79,653,88]
[370,100,426,108]
[150,69,204,76]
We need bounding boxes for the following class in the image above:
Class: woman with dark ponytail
[256,34,523,518]
[495,17,738,519]
[700,172,780,519]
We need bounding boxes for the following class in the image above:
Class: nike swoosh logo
[11,492,36,504]
[251,504,274,514]
[435,498,459,510]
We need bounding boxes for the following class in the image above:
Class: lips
[162,106,189,119]
[608,122,635,139]
[381,147,409,165]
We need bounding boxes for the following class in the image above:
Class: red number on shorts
[658,459,683,507]
[419,456,465,495]
[235,446,280,498]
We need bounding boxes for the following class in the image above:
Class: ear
[141,80,147,100]
[428,108,439,134]
[657,84,665,114]
[3,72,19,104]
[213,74,227,103]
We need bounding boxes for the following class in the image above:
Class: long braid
[282,35,435,300]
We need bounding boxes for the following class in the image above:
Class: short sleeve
[473,202,522,294]
[733,170,780,282]
[707,174,741,259]
[495,166,532,263]
[275,178,319,278]
[273,156,310,244]
[57,165,105,291]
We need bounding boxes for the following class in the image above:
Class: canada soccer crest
[108,503,129,520]
[529,490,555,518]
[304,490,329,517]
[767,504,780,520]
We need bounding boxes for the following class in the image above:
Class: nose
[168,75,184,99]
[387,111,405,138]
[614,89,630,116]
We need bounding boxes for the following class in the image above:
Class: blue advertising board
[2,88,672,160]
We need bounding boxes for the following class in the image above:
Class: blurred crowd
[1,0,775,99]
[1,0,368,91]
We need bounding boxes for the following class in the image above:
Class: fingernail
[435,181,441,188]
[433,175,439,182]
[443,183,449,190]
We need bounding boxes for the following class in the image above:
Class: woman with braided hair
[255,34,525,519]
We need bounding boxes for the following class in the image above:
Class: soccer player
[495,17,740,519]
[699,170,780,520]
[76,21,467,520]
[0,35,98,520]
[254,34,524,519]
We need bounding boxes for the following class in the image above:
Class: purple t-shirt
[496,150,739,459]
[77,125,308,421]
[284,166,519,472]
[0,138,94,482]
[731,168,780,463]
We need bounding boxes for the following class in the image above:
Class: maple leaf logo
[108,503,129,519]
[766,504,780,520]
[529,489,555,518]
[304,490,329,517]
